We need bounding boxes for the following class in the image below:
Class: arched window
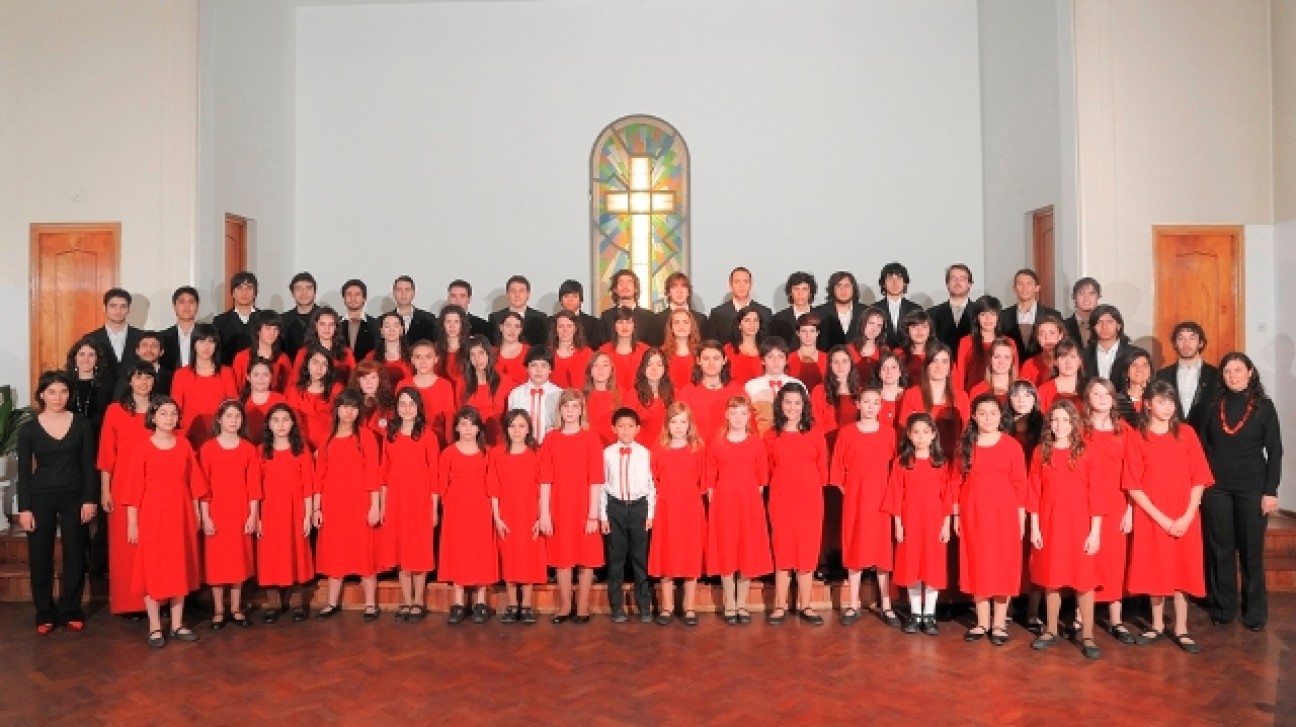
[589,115,690,313]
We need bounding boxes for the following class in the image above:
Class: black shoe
[638,611,655,624]
[471,604,489,624]
[291,608,308,622]
[921,616,940,636]
[362,607,380,623]
[655,611,674,626]
[500,606,519,624]
[210,615,227,631]
[736,609,752,625]
[315,604,341,621]
[766,608,787,626]
[262,608,281,625]
[407,606,428,623]
[572,614,590,625]
[964,625,988,642]
[551,611,572,625]
[231,612,252,629]
[1245,621,1265,632]
[839,607,861,626]
[447,604,466,625]
[394,606,411,622]
[902,615,920,634]
[1080,637,1103,660]
[798,608,825,626]
[724,610,740,626]
[682,610,699,627]
[519,607,538,624]
[989,627,1010,646]
[1031,632,1060,651]
[610,609,629,624]
[877,608,902,629]
[169,627,199,643]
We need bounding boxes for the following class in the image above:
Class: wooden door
[1153,226,1243,366]
[225,214,248,308]
[29,223,121,391]
[1031,206,1056,308]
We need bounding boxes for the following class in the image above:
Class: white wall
[0,0,199,404]
[293,0,986,315]
[1272,0,1296,511]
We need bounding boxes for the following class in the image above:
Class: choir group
[16,263,1282,660]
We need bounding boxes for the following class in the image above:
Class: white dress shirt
[176,323,194,367]
[104,324,128,362]
[506,380,564,443]
[599,440,656,519]
[1176,361,1201,415]
[887,297,902,328]
[1094,341,1120,380]
[743,374,805,403]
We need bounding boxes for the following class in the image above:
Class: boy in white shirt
[506,347,563,443]
[600,408,656,623]
[743,339,803,435]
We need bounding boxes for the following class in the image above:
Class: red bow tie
[531,388,544,397]
[771,379,783,390]
[620,447,633,456]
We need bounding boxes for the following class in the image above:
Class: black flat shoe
[1245,622,1265,632]
[500,606,519,624]
[1168,630,1201,654]
[147,629,166,648]
[766,608,787,626]
[736,609,752,625]
[551,611,572,625]
[395,606,411,622]
[1080,637,1103,660]
[169,627,199,643]
[989,627,1010,646]
[291,608,309,622]
[231,612,252,629]
[682,610,699,627]
[471,604,489,624]
[447,605,466,625]
[964,625,988,642]
[1109,622,1137,645]
[262,608,281,625]
[572,614,590,625]
[362,607,380,622]
[840,607,861,626]
[723,610,740,626]
[407,606,428,623]
[639,612,655,624]
[1025,617,1044,636]
[519,607,538,624]
[210,615,227,631]
[921,616,940,636]
[610,609,629,624]
[316,604,341,621]
[1031,632,1060,651]
[655,611,674,626]
[798,608,825,626]
[902,615,920,634]
[877,608,901,629]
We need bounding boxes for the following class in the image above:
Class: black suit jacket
[812,301,868,352]
[877,297,922,350]
[1062,314,1087,349]
[768,307,809,350]
[1000,304,1062,358]
[1155,362,1221,434]
[1082,338,1132,389]
[157,324,191,372]
[652,308,708,350]
[395,308,439,346]
[343,314,378,362]
[466,312,493,340]
[212,309,255,366]
[600,305,661,348]
[86,325,144,378]
[280,306,318,360]
[707,300,772,343]
[927,300,977,353]
[489,307,549,347]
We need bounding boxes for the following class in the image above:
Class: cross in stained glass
[603,156,676,308]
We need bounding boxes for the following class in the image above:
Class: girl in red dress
[1037,339,1085,411]
[630,348,673,445]
[408,340,456,448]
[538,390,605,623]
[850,307,887,382]
[787,313,827,394]
[1028,401,1102,658]
[1123,380,1213,652]
[172,324,238,451]
[953,393,1028,646]
[368,312,413,388]
[811,346,862,450]
[676,340,743,445]
[1019,315,1065,386]
[122,397,207,647]
[664,309,702,391]
[231,311,292,393]
[723,306,764,386]
[873,350,907,430]
[256,404,314,623]
[98,368,156,615]
[956,296,1017,394]
[313,389,381,622]
[286,346,341,453]
[461,336,510,447]
[488,409,546,625]
[704,396,773,625]
[600,307,649,393]
[885,412,953,635]
[1081,378,1138,644]
[897,310,935,385]
[434,305,469,391]
[198,400,262,630]
[830,388,899,627]
[581,351,620,447]
[898,344,969,458]
[495,312,531,385]
[293,307,356,385]
[382,388,440,622]
[241,357,287,445]
[649,402,707,626]
[350,360,395,446]
[550,310,593,390]
[966,337,1017,406]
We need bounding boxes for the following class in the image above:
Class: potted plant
[0,385,35,531]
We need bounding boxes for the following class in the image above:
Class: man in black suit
[112,331,172,399]
[707,266,772,342]
[212,271,259,366]
[652,272,708,349]
[85,287,145,379]
[280,271,320,360]
[1154,321,1221,435]
[1062,277,1101,349]
[813,270,868,351]
[769,271,817,348]
[1081,304,1132,387]
[553,279,604,348]
[446,279,493,339]
[876,262,922,350]
[158,286,201,372]
[489,275,549,346]
[599,269,660,345]
[340,278,377,361]
[390,275,439,346]
[927,263,976,352]
[1002,268,1061,358]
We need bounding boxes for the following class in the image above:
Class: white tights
[907,582,939,616]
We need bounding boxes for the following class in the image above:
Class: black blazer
[812,301,868,352]
[85,325,144,379]
[489,307,549,347]
[768,307,808,350]
[280,306,318,360]
[342,314,378,362]
[1155,362,1221,434]
[652,309,708,350]
[600,305,661,348]
[1000,304,1062,358]
[927,300,977,353]
[1062,314,1086,349]
[707,300,772,343]
[466,312,493,340]
[1081,338,1132,389]
[394,307,439,347]
[877,297,922,350]
[212,309,256,367]
[157,324,190,372]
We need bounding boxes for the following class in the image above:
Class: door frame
[1152,224,1245,358]
[1030,205,1056,309]
[224,213,249,309]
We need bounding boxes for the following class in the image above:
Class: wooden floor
[1,595,1292,725]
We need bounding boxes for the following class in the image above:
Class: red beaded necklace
[1219,398,1255,436]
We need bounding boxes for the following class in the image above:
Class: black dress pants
[604,497,651,613]
[27,490,88,625]
[1201,488,1267,627]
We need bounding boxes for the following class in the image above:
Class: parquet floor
[1,595,1291,726]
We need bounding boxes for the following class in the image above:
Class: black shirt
[16,415,98,511]
[1202,392,1283,496]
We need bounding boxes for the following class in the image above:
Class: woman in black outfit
[17,371,100,633]
[65,336,112,577]
[1200,352,1283,631]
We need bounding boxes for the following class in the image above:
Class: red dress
[953,435,1028,597]
[1085,429,1129,603]
[630,394,668,446]
[412,377,456,448]
[601,342,648,393]
[850,345,882,382]
[314,431,380,577]
[1019,355,1054,386]
[437,446,499,585]
[787,351,826,394]
[667,351,695,392]
[552,347,592,390]
[967,381,1009,408]
[649,444,707,578]
[363,352,413,389]
[171,366,238,450]
[540,428,605,568]
[463,380,510,448]
[879,395,902,431]
[293,347,356,387]
[379,431,439,572]
[496,344,530,385]
[811,386,860,452]
[677,382,744,445]
[120,439,208,601]
[286,384,342,453]
[231,349,293,393]
[900,349,927,388]
[703,435,773,576]
[487,447,547,583]
[243,392,287,445]
[198,438,262,585]
[898,387,969,458]
[1037,379,1084,412]
[830,424,897,571]
[885,457,954,588]
[955,336,1018,394]
[436,349,463,392]
[1123,426,1214,597]
[765,430,827,572]
[1027,448,1098,591]
[724,344,762,386]
[256,447,315,586]
[97,404,151,613]
[583,389,619,447]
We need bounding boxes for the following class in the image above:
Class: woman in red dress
[550,310,593,390]
[350,360,395,447]
[956,296,1017,394]
[830,388,899,627]
[676,340,744,445]
[198,401,262,630]
[704,395,773,625]
[663,309,702,392]
[293,307,356,385]
[885,412,953,635]
[312,389,381,622]
[649,402,707,626]
[121,397,207,647]
[171,323,238,451]
[581,351,620,447]
[1081,378,1138,643]
[435,305,469,392]
[256,404,315,622]
[787,313,827,394]
[629,348,672,445]
[1019,315,1065,386]
[898,343,969,457]
[98,367,156,616]
[1123,380,1214,652]
[953,393,1028,646]
[381,388,440,622]
[723,306,764,386]
[286,346,342,453]
[408,340,456,448]
[967,337,1017,406]
[539,390,605,623]
[230,310,293,393]
[849,307,887,382]
[811,346,862,449]
[241,357,288,445]
[439,407,498,624]
[367,312,413,388]
[1037,339,1085,411]
[600,307,648,394]
[488,410,547,625]
[1028,401,1102,659]
[495,312,531,385]
[873,350,907,431]
[897,310,936,385]
[460,336,510,447]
